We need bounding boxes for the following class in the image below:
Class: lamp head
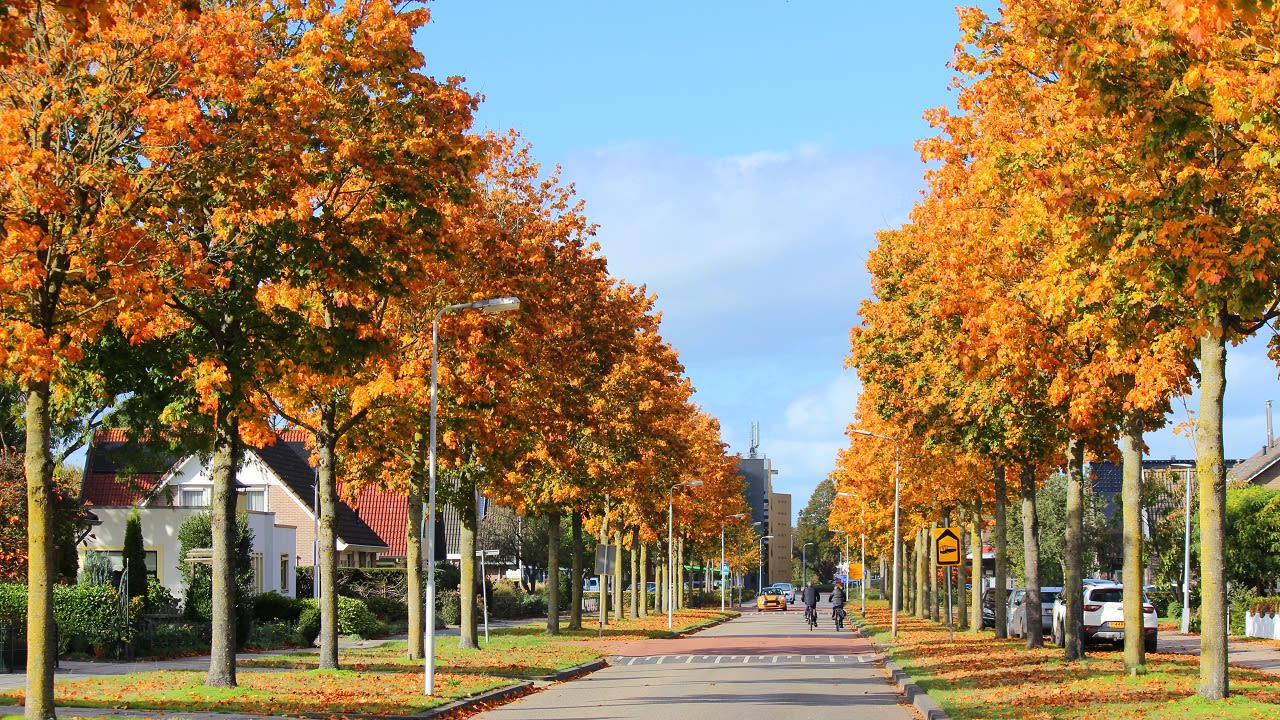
[473,296,521,314]
[683,480,704,488]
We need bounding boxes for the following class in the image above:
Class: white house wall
[81,507,297,601]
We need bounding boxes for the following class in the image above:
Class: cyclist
[801,581,819,629]
[830,579,847,630]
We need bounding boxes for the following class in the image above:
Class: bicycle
[832,605,846,631]
[804,605,818,630]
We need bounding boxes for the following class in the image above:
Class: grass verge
[2,669,511,715]
[857,601,1280,719]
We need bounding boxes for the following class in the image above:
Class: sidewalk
[1158,629,1280,674]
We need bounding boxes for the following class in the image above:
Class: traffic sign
[721,562,730,576]
[933,527,962,567]
[594,544,617,575]
[848,563,864,581]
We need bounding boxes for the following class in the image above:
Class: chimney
[1268,400,1274,450]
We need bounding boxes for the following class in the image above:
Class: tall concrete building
[737,428,793,589]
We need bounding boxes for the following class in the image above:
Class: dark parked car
[981,588,997,628]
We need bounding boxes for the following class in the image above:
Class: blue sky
[418,1,1280,520]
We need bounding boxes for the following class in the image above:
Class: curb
[850,617,951,720]
[527,657,608,682]
[412,681,535,719]
[676,613,737,637]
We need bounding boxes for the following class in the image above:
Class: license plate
[1106,621,1124,629]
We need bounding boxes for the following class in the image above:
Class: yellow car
[756,588,788,611]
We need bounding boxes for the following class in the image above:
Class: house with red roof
[81,428,389,600]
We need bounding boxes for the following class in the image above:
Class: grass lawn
[857,602,1280,719]
[0,609,733,718]
[241,609,735,675]
[0,669,513,716]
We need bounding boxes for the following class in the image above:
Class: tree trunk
[1197,321,1229,699]
[1064,438,1086,660]
[317,410,340,670]
[406,489,424,660]
[957,509,968,630]
[546,511,560,635]
[993,464,1009,640]
[630,529,639,618]
[915,528,927,618]
[1020,463,1043,647]
[569,512,583,630]
[613,529,624,621]
[929,521,939,622]
[24,382,56,719]
[970,500,983,632]
[1121,413,1147,674]
[639,541,649,616]
[458,482,478,650]
[207,409,240,687]
[676,538,685,609]
[655,560,664,614]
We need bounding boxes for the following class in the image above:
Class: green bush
[437,590,461,625]
[247,620,295,648]
[362,595,406,622]
[486,583,523,619]
[295,596,380,638]
[294,605,320,646]
[520,590,547,617]
[143,577,179,614]
[336,596,379,638]
[53,583,121,653]
[1229,586,1258,636]
[0,583,25,625]
[252,591,300,622]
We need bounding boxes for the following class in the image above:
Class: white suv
[1051,581,1158,652]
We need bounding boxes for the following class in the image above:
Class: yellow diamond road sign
[933,527,962,567]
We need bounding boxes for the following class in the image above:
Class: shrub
[143,577,179,614]
[336,596,379,638]
[520,591,547,617]
[247,620,295,648]
[1250,597,1280,616]
[294,604,321,646]
[295,596,380,638]
[252,591,300,622]
[0,583,25,625]
[437,590,461,625]
[122,507,147,601]
[1229,585,1258,636]
[487,583,524,619]
[362,595,407,622]
[53,583,121,654]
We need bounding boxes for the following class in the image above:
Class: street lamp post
[758,535,774,593]
[668,480,703,629]
[425,296,520,695]
[851,429,901,640]
[721,513,745,611]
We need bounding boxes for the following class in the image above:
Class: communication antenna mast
[749,422,760,458]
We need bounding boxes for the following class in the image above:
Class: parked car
[756,587,788,611]
[583,577,600,593]
[1007,586,1062,638]
[771,582,796,603]
[1051,581,1158,651]
[981,587,1001,629]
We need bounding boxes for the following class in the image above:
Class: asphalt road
[472,605,917,720]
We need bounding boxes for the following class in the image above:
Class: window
[98,550,159,581]
[244,488,266,512]
[251,552,264,593]
[280,554,290,593]
[180,487,209,507]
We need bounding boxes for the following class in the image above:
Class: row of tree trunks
[1019,463,1043,648]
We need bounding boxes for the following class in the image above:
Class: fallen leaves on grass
[859,603,1280,720]
[0,669,511,716]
